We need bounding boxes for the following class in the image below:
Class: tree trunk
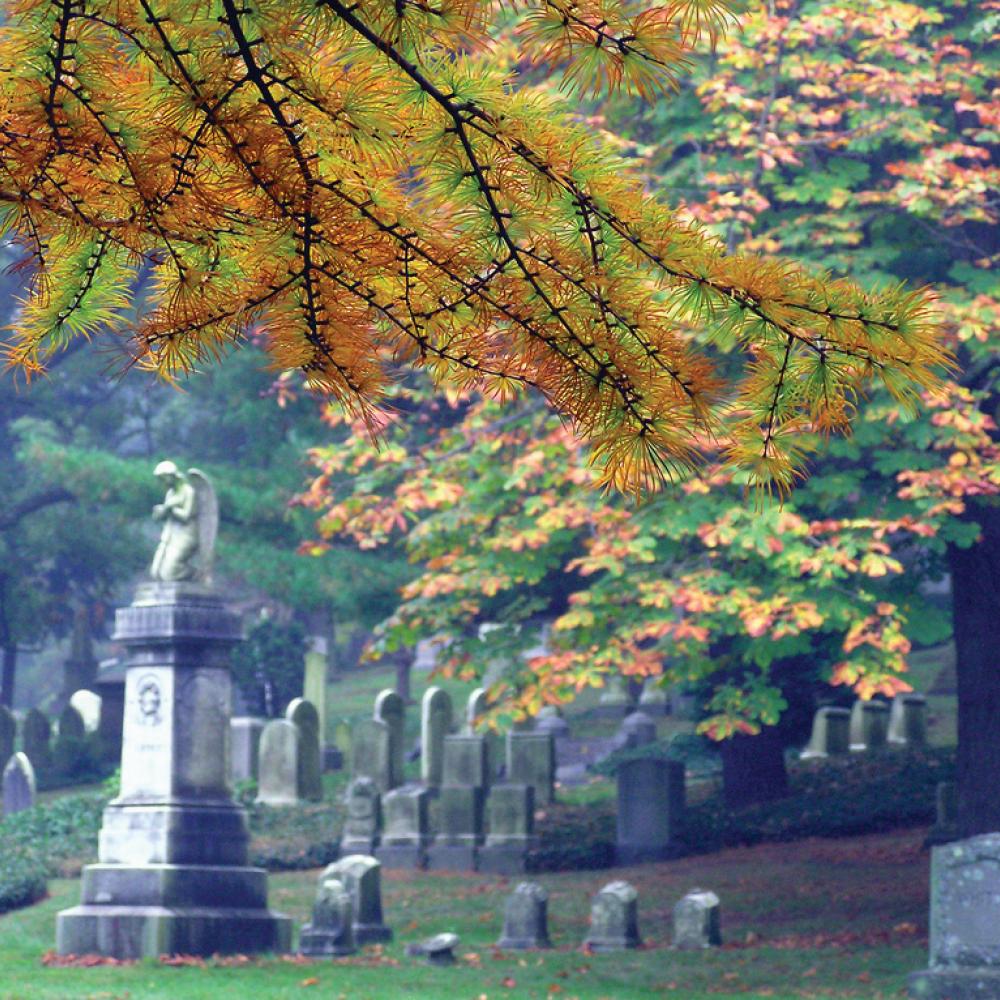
[720,726,789,809]
[1,643,16,709]
[948,499,1000,837]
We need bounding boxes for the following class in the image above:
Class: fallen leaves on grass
[41,951,136,967]
[722,923,923,951]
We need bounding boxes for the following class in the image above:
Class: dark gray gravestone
[909,834,1000,998]
[888,693,927,747]
[374,689,406,791]
[376,785,430,869]
[849,698,890,751]
[506,732,555,806]
[616,758,685,864]
[286,698,323,801]
[22,708,52,775]
[480,784,535,875]
[800,706,850,759]
[498,882,551,949]
[2,751,36,814]
[925,782,960,848]
[351,717,393,793]
[299,875,356,956]
[584,880,641,951]
[426,784,485,871]
[420,687,453,788]
[0,706,15,770]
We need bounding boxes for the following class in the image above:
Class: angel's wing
[187,468,218,583]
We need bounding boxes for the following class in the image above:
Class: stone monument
[230,716,265,783]
[375,785,431,869]
[256,719,301,806]
[673,889,721,949]
[22,707,52,775]
[584,880,641,951]
[616,757,685,864]
[299,874,356,957]
[56,463,291,959]
[800,706,850,759]
[2,751,36,815]
[849,698,890,751]
[420,686,453,788]
[341,776,382,855]
[888,693,927,748]
[506,732,555,806]
[480,784,536,875]
[286,697,323,801]
[374,689,406,790]
[498,882,551,949]
[322,855,392,944]
[69,689,102,733]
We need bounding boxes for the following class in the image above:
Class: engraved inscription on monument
[121,668,173,798]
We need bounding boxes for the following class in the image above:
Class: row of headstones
[299,853,723,958]
[801,693,927,759]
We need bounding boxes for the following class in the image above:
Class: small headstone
[442,734,488,788]
[341,776,382,855]
[69,690,102,733]
[374,689,406,790]
[427,784,485,871]
[585,880,641,951]
[887,693,927,747]
[351,717,393,792]
[909,834,1000,997]
[799,706,850,759]
[621,711,657,747]
[465,687,488,735]
[535,709,570,741]
[673,889,721,949]
[376,785,431,869]
[498,882,551,949]
[506,732,555,805]
[616,757,685,864]
[480,784,535,875]
[303,641,328,747]
[2,751,36,815]
[406,932,459,966]
[323,854,392,944]
[0,706,15,768]
[57,703,86,742]
[22,708,52,774]
[230,716,265,783]
[299,875,357,956]
[597,675,631,717]
[849,698,890,751]
[286,698,323,801]
[638,678,669,715]
[421,687,453,787]
[255,718,300,806]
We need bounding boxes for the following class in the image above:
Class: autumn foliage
[0,0,947,497]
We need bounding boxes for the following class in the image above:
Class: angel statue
[149,461,218,583]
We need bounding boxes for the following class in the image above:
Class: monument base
[908,968,1000,998]
[374,844,427,870]
[478,843,531,875]
[584,933,641,952]
[355,922,393,945]
[340,837,378,857]
[299,924,356,957]
[427,843,479,871]
[614,842,684,865]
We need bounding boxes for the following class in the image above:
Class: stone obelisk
[57,465,291,958]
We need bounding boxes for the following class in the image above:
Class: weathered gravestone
[374,689,406,791]
[597,675,631,717]
[69,689,102,733]
[480,784,535,874]
[341,776,382,855]
[498,882,551,950]
[352,717,394,793]
[2,751,36,815]
[420,686,453,788]
[376,785,431,869]
[0,706,15,770]
[286,698,323,801]
[925,782,959,848]
[22,708,52,775]
[465,687,502,780]
[616,757,685,864]
[506,732,555,806]
[323,855,392,944]
[428,734,489,869]
[535,707,570,741]
[230,716,265,783]
[639,677,669,715]
[800,706,850,759]
[584,880,641,951]
[673,889,722,949]
[303,639,328,747]
[888,693,927,748]
[333,718,351,769]
[909,834,1000,998]
[406,932,459,966]
[299,874,356,957]
[54,704,87,772]
[256,719,300,806]
[849,698,890,752]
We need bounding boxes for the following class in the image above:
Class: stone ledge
[909,968,1000,998]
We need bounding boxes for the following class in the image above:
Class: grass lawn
[0,827,930,999]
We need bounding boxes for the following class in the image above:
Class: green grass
[0,826,930,999]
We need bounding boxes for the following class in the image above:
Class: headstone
[0,706,15,769]
[535,707,570,741]
[506,732,555,805]
[322,855,392,944]
[286,698,323,801]
[465,687,488,735]
[351,717,393,792]
[374,689,406,790]
[480,784,535,875]
[299,875,356,957]
[849,698,890,751]
[621,711,657,747]
[69,689,102,733]
[406,932,458,966]
[420,687,453,787]
[56,703,86,747]
[442,734,489,788]
[498,882,551,949]
[597,675,631,716]
[427,784,486,871]
[616,757,685,864]
[888,693,927,747]
[256,719,300,806]
[376,785,431,869]
[909,834,1000,997]
[584,880,641,951]
[341,776,382,855]
[799,706,850,759]
[92,657,126,763]
[925,781,960,848]
[230,716,265,783]
[639,677,669,715]
[413,638,444,672]
[303,639,328,748]
[2,751,36,814]
[673,889,721,949]
[22,708,52,774]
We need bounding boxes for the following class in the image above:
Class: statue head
[153,460,181,484]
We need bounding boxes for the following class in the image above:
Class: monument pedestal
[57,583,291,958]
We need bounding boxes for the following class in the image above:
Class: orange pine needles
[0,0,947,495]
